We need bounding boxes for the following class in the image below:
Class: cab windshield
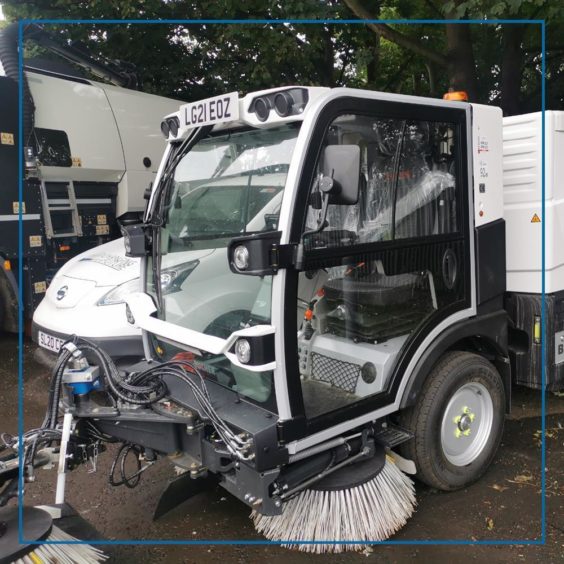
[146,123,300,411]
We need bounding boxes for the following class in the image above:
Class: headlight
[97,260,199,306]
[235,339,251,364]
[97,278,140,306]
[160,260,200,294]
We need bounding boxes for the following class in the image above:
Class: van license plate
[38,331,64,353]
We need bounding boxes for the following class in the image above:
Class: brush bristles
[252,458,417,553]
[12,525,108,564]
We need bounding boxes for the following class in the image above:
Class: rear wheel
[399,351,505,491]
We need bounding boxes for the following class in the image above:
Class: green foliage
[1,0,561,113]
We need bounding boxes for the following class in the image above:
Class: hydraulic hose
[0,23,35,146]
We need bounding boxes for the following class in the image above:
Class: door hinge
[270,243,298,272]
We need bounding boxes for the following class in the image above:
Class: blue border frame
[17,17,546,548]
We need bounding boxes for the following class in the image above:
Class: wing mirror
[320,144,360,205]
[121,224,150,257]
[304,144,361,237]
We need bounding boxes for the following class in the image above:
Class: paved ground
[1,333,563,563]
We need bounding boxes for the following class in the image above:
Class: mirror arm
[302,192,330,239]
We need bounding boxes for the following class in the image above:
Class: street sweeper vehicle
[3,85,555,556]
[0,23,180,336]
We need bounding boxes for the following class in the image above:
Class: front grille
[310,353,360,393]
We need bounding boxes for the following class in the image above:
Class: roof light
[167,116,180,137]
[274,91,294,117]
[254,97,270,122]
[160,120,170,138]
[443,90,469,102]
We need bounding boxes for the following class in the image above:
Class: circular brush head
[251,450,416,553]
[0,506,108,563]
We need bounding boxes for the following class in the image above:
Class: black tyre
[399,351,505,491]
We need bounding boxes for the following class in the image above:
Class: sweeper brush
[252,448,416,553]
[0,506,108,564]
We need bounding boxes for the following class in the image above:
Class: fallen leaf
[513,474,533,483]
[491,484,508,492]
[486,518,494,530]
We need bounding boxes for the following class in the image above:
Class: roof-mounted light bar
[161,116,180,139]
[248,87,309,123]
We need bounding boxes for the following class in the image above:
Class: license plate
[180,92,239,129]
[38,331,65,353]
[556,330,564,365]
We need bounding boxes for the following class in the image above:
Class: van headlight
[97,260,199,306]
[97,278,140,306]
[159,260,199,294]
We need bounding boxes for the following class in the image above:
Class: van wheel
[399,351,505,491]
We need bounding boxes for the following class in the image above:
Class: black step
[374,423,413,448]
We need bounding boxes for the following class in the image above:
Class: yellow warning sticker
[97,214,107,225]
[34,281,47,294]
[72,157,82,167]
[531,213,541,223]
[12,201,26,214]
[96,224,110,236]
[29,235,42,248]
[1,132,14,145]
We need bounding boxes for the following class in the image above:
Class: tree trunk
[366,35,380,88]
[501,25,526,116]
[321,25,335,87]
[445,22,478,101]
[425,62,437,96]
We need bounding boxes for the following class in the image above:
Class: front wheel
[399,351,505,491]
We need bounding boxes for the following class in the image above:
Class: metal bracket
[270,243,297,271]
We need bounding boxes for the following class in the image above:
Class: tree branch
[423,0,443,18]
[342,0,448,67]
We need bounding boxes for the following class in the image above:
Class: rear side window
[34,128,72,167]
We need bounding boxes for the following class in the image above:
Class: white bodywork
[28,70,180,216]
[471,104,504,227]
[33,238,141,341]
[503,111,564,293]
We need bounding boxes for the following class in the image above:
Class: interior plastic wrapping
[307,168,456,245]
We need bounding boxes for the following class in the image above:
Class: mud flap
[153,472,218,520]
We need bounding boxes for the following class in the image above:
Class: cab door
[280,95,473,441]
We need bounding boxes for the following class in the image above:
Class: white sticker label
[29,235,42,248]
[13,201,26,214]
[1,132,14,145]
[34,281,46,294]
[180,92,239,129]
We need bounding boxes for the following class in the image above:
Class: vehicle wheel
[398,350,505,491]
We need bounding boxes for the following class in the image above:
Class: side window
[394,121,457,239]
[303,115,458,251]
